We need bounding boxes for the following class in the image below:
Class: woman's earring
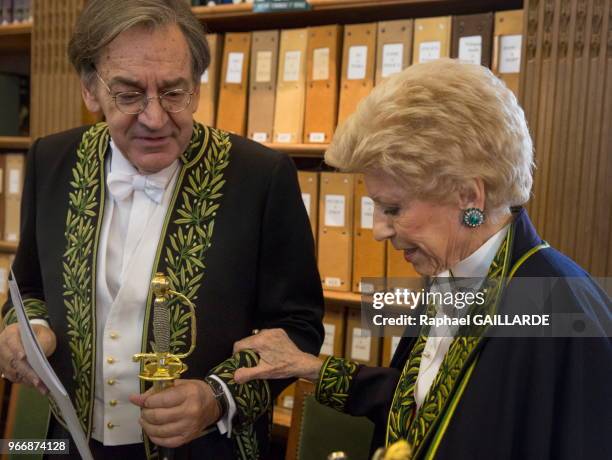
[462,208,485,228]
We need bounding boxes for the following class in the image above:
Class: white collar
[109,138,179,183]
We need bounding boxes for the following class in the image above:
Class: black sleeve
[255,154,325,396]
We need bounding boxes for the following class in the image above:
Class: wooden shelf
[0,241,18,253]
[193,0,522,32]
[0,22,32,52]
[0,137,31,150]
[264,143,327,157]
[323,290,362,305]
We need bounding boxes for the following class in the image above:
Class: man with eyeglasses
[0,1,324,459]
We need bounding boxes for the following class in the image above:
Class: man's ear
[81,77,102,113]
[458,178,486,210]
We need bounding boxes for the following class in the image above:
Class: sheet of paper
[419,41,441,63]
[382,43,404,78]
[283,50,302,82]
[499,35,522,74]
[348,46,368,80]
[458,35,482,65]
[312,48,330,81]
[360,196,374,229]
[351,327,372,361]
[324,194,346,227]
[255,51,273,83]
[9,273,94,460]
[226,52,244,84]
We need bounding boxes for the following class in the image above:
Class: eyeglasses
[95,71,194,115]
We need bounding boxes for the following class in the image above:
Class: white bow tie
[107,171,167,204]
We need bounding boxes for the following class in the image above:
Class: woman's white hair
[325,59,534,214]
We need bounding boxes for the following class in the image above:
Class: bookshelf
[0,137,30,150]
[0,241,18,254]
[0,22,31,52]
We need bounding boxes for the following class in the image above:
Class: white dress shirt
[414,224,510,408]
[88,140,234,444]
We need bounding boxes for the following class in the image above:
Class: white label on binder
[321,323,336,356]
[361,196,374,229]
[325,277,342,288]
[9,169,21,195]
[6,233,17,242]
[312,47,330,80]
[351,327,372,361]
[348,45,368,80]
[381,43,404,77]
[200,69,209,84]
[359,282,375,294]
[252,132,268,143]
[276,133,292,143]
[324,194,345,227]
[255,51,273,83]
[0,268,7,294]
[301,193,311,217]
[309,132,326,143]
[419,41,441,63]
[283,50,302,82]
[499,35,522,74]
[226,52,244,84]
[282,395,294,409]
[458,35,482,65]
[391,336,402,357]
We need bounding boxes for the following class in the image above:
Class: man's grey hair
[68,0,210,86]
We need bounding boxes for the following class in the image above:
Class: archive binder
[413,16,452,64]
[352,174,385,293]
[318,172,354,292]
[337,23,377,125]
[320,304,345,358]
[492,10,524,97]
[375,19,413,85]
[298,171,319,245]
[216,32,251,135]
[386,244,420,293]
[194,33,222,127]
[451,13,494,67]
[4,154,25,242]
[273,28,308,144]
[247,30,280,143]
[345,309,380,366]
[303,25,342,144]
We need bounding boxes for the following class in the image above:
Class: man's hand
[0,323,56,395]
[129,379,221,448]
[233,328,323,384]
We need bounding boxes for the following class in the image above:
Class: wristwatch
[204,376,229,417]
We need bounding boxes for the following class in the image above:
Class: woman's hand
[233,329,323,384]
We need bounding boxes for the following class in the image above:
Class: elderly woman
[234,60,611,459]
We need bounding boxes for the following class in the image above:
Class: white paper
[458,35,482,65]
[359,282,375,294]
[382,43,404,78]
[391,336,402,358]
[9,169,21,195]
[283,50,302,82]
[361,196,374,229]
[282,395,294,409]
[276,133,292,143]
[324,194,345,227]
[252,132,268,143]
[309,132,326,143]
[0,268,7,294]
[255,51,273,83]
[325,277,342,288]
[499,35,522,74]
[351,327,372,361]
[200,69,209,84]
[312,48,330,80]
[6,232,17,242]
[348,46,368,80]
[9,273,94,460]
[320,323,336,356]
[419,41,441,63]
[226,52,244,84]
[301,193,311,217]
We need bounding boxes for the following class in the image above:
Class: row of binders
[299,171,421,294]
[0,0,32,24]
[277,301,406,410]
[195,10,524,145]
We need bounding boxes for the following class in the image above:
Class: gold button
[107,422,115,429]
[110,332,119,339]
[107,379,116,385]
[107,357,116,364]
[109,400,118,407]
